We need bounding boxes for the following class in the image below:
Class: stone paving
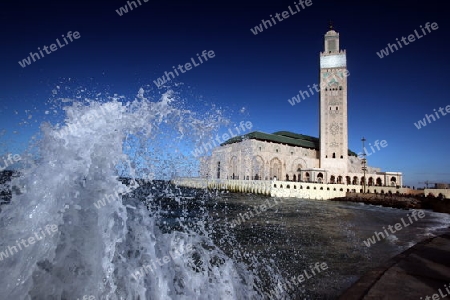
[339,233,450,299]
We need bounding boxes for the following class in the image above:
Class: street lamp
[361,137,367,193]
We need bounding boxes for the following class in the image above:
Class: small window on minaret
[328,40,337,52]
[332,152,336,158]
[336,107,338,110]
[339,86,342,90]
[340,155,343,159]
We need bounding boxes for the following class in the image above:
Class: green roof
[220,130,357,156]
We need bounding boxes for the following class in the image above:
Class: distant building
[435,183,449,189]
[199,27,403,188]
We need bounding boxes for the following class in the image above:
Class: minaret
[319,24,348,176]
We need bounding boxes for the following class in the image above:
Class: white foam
[0,90,260,299]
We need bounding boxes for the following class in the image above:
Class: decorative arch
[317,172,324,183]
[330,175,336,184]
[346,176,351,185]
[270,157,282,180]
[390,176,397,186]
[252,156,264,180]
[291,158,307,182]
[229,156,238,179]
[376,177,382,186]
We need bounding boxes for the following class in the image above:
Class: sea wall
[171,178,272,196]
[331,192,422,209]
[171,178,409,200]
[331,192,450,213]
[425,188,450,199]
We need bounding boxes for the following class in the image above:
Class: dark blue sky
[0,0,448,187]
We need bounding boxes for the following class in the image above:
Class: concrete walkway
[339,233,450,300]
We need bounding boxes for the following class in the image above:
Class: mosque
[197,26,403,192]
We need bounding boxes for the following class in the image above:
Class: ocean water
[208,192,450,298]
[0,90,449,299]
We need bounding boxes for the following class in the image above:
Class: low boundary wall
[172,178,408,200]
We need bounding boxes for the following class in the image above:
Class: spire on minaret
[328,20,333,31]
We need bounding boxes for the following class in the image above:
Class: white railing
[171,178,407,200]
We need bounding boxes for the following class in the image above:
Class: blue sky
[0,0,448,187]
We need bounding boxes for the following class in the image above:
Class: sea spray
[0,89,267,299]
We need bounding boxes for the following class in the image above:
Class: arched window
[317,173,323,183]
[376,178,382,186]
[360,177,366,185]
[391,177,397,186]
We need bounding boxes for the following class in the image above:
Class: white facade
[198,27,403,191]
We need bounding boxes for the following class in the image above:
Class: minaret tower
[319,23,348,175]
